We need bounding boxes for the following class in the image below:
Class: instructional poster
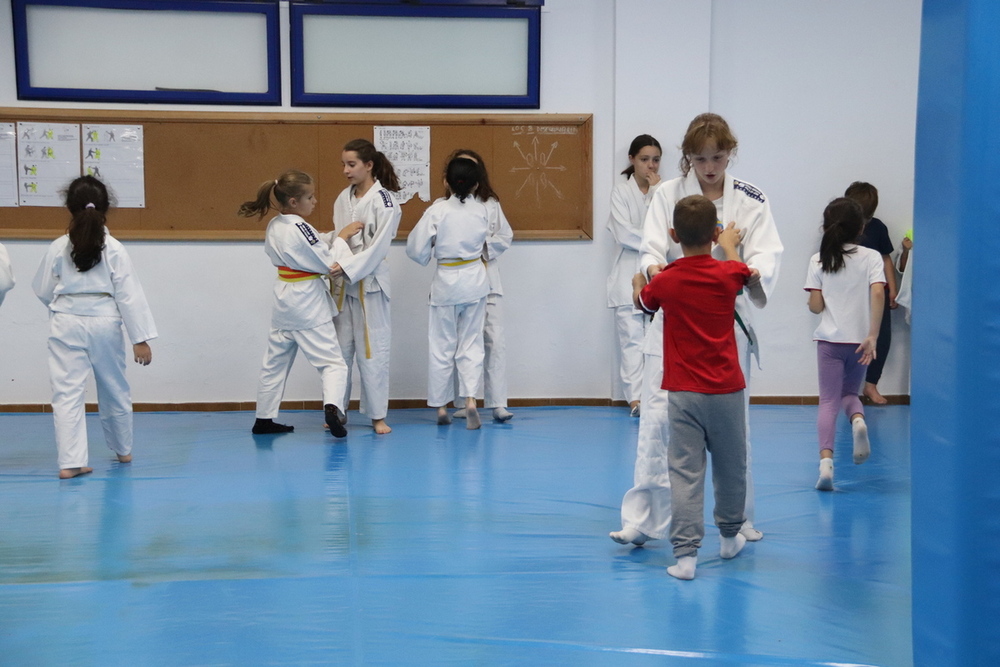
[17,122,81,207]
[374,126,430,204]
[0,124,17,207]
[82,124,145,207]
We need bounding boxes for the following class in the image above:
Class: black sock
[325,405,347,438]
[252,418,294,435]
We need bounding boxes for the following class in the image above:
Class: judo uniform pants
[256,321,348,418]
[335,291,391,420]
[48,313,132,469]
[429,298,486,407]
[614,304,646,404]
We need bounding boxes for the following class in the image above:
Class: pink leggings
[817,341,866,453]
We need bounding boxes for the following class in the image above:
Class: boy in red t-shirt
[633,194,762,580]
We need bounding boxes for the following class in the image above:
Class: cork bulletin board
[0,108,593,241]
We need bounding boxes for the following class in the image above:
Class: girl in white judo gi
[239,169,359,438]
[608,135,662,418]
[610,114,783,547]
[331,139,402,435]
[442,149,515,424]
[32,176,156,479]
[0,242,13,307]
[406,157,491,430]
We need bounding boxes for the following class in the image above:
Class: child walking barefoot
[805,198,886,490]
[331,139,403,435]
[406,157,491,430]
[32,176,157,478]
[239,170,357,437]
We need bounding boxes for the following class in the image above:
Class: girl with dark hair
[32,175,157,479]
[611,113,783,548]
[239,169,359,438]
[330,139,402,434]
[442,149,514,423]
[406,157,491,429]
[805,197,886,491]
[608,134,662,418]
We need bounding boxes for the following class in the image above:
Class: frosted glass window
[26,6,269,92]
[302,15,529,97]
[12,0,280,104]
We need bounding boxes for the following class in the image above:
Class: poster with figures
[17,122,81,207]
[374,126,430,204]
[83,124,145,208]
[0,124,17,207]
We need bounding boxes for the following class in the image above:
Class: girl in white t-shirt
[804,197,886,491]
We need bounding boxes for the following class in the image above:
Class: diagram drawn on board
[511,134,567,201]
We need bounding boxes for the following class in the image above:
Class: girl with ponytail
[32,175,157,478]
[239,169,360,438]
[406,156,490,429]
[804,197,886,491]
[330,139,403,434]
[441,149,514,424]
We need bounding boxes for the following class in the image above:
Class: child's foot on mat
[325,405,347,438]
[252,418,294,435]
[609,527,648,546]
[59,467,93,479]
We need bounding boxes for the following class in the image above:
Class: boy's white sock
[667,556,697,580]
[720,533,747,559]
[452,408,467,419]
[739,522,763,541]
[609,527,648,546]
[493,407,514,422]
[852,417,871,464]
[816,458,834,491]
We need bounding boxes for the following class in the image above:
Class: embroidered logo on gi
[379,190,394,208]
[733,180,765,203]
[296,221,320,245]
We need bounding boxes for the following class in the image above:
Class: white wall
[0,0,921,407]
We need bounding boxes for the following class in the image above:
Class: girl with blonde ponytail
[239,169,361,437]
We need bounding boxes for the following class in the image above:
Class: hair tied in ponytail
[85,203,96,209]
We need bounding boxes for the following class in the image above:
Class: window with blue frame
[289,1,543,109]
[11,0,281,105]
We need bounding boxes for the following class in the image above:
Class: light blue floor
[0,405,911,666]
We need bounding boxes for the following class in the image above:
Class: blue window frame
[289,2,542,109]
[11,0,281,105]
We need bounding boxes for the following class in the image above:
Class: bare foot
[59,467,93,479]
[863,382,888,405]
[372,419,392,434]
[117,453,132,463]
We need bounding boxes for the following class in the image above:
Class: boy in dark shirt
[845,181,896,405]
[633,194,761,580]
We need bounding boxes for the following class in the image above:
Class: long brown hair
[238,170,313,219]
[343,139,401,192]
[679,113,738,176]
[444,148,498,202]
[65,175,110,272]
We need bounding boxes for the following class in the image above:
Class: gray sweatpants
[667,390,747,559]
